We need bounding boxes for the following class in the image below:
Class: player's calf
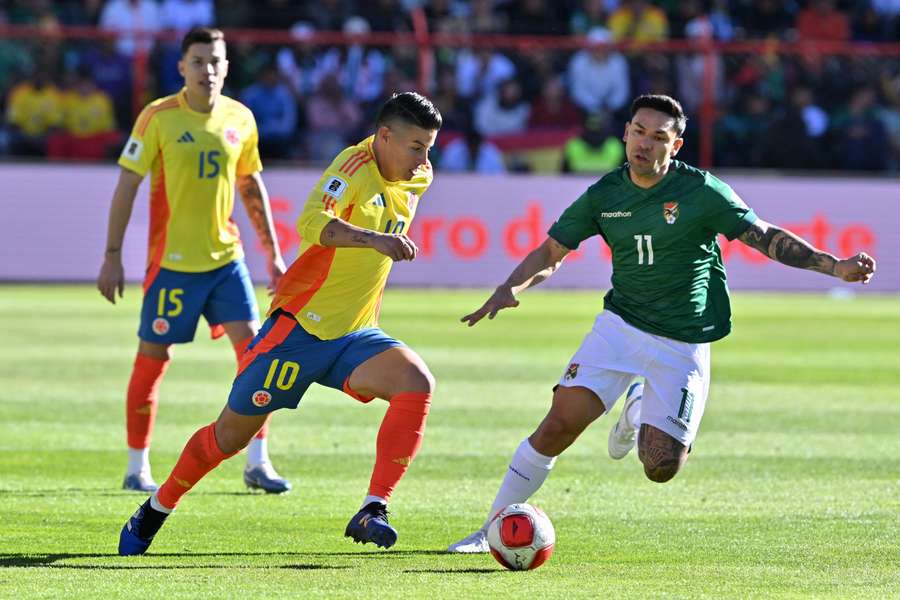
[637,423,689,483]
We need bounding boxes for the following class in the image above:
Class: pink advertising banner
[1,164,897,291]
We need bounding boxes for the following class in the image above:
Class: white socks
[246,437,270,468]
[127,447,150,475]
[483,438,556,529]
[362,495,388,509]
[149,493,173,514]
[627,397,641,432]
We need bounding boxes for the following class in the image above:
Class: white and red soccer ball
[487,503,555,571]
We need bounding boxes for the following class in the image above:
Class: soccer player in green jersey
[447,94,876,553]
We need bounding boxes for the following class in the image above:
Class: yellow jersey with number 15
[118,88,262,277]
[269,136,433,340]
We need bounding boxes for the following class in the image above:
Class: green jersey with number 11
[548,160,757,343]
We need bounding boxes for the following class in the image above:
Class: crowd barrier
[2,164,896,291]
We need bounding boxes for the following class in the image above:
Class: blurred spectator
[674,14,725,114]
[99,0,162,57]
[566,28,630,115]
[468,0,507,34]
[252,0,307,29]
[561,113,624,173]
[431,65,470,132]
[830,86,889,171]
[56,0,104,25]
[277,23,341,99]
[570,0,609,35]
[304,72,363,162]
[506,0,568,36]
[7,0,60,28]
[303,0,349,31]
[529,75,582,129]
[879,69,900,170]
[341,17,388,104]
[761,86,827,170]
[440,123,506,173]
[160,0,214,32]
[715,92,771,167]
[0,43,35,93]
[796,0,850,42]
[474,78,530,136]
[425,0,468,33]
[456,48,516,100]
[47,67,122,159]
[212,0,253,29]
[734,0,794,40]
[608,0,669,42]
[78,40,132,128]
[6,69,63,155]
[359,0,411,33]
[241,62,297,159]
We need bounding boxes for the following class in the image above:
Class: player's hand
[97,257,125,304]
[267,255,287,295]
[373,233,418,262]
[834,252,876,284]
[461,284,520,327]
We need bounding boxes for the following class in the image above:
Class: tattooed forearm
[237,174,278,257]
[738,220,837,276]
[351,231,374,245]
[637,423,688,483]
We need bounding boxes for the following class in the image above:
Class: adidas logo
[371,194,387,207]
[176,131,195,143]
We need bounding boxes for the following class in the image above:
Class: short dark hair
[375,92,442,131]
[181,27,225,56]
[630,94,687,137]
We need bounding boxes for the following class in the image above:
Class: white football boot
[446,528,489,554]
[608,381,643,459]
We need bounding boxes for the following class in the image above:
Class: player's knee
[533,412,580,449]
[398,362,436,394]
[637,424,688,484]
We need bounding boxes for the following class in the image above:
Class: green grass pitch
[1,285,898,599]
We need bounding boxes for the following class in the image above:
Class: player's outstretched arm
[461,236,570,327]
[237,172,287,291]
[318,218,418,262]
[738,219,876,284]
[97,168,144,304]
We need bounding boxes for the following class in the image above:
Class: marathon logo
[600,211,632,218]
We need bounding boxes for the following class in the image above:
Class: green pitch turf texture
[1,285,898,599]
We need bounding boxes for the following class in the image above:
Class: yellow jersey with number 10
[269,136,433,340]
[118,88,262,277]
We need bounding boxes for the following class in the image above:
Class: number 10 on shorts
[263,359,300,391]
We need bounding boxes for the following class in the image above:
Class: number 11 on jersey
[634,234,654,265]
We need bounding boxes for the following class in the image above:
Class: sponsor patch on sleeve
[321,176,348,199]
[121,136,143,161]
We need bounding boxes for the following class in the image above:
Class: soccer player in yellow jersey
[97,28,292,496]
[118,92,442,555]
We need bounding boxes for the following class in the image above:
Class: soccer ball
[486,503,556,571]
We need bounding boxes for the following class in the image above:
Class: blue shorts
[228,311,404,415]
[138,259,259,344]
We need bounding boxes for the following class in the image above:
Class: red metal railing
[2,23,899,169]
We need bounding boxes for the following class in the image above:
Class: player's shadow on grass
[0,550,447,569]
[403,568,500,574]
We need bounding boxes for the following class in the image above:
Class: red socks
[368,392,432,501]
[156,423,237,509]
[126,354,170,450]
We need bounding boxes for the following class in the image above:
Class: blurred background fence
[1,0,898,174]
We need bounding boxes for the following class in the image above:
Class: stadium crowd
[0,0,898,172]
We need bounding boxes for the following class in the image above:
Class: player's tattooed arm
[738,219,837,276]
[237,173,281,258]
[320,219,416,261]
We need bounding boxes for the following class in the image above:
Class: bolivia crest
[564,363,579,381]
[663,201,679,224]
